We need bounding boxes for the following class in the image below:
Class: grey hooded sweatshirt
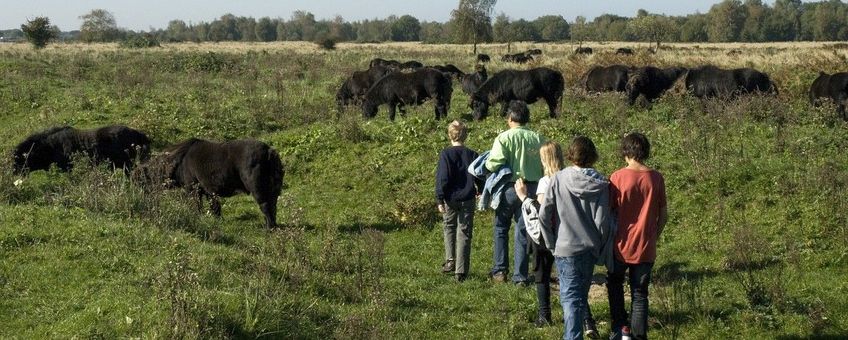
[539,166,612,258]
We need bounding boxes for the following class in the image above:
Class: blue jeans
[491,183,536,282]
[556,252,597,340]
[607,260,654,340]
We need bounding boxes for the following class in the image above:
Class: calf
[810,72,848,120]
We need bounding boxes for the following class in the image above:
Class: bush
[315,38,337,50]
[120,33,160,48]
[20,17,57,49]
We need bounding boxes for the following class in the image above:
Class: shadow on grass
[653,261,722,284]
[336,222,405,234]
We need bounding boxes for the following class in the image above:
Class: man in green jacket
[486,101,545,284]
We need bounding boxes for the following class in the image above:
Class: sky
[3,0,776,31]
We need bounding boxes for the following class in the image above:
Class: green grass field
[0,41,846,339]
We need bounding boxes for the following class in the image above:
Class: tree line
[5,0,848,48]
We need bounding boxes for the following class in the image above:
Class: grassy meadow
[0,41,846,339]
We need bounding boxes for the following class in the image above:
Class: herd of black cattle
[9,48,848,227]
[337,49,848,122]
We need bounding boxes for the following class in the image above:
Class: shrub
[315,38,337,50]
[20,17,57,49]
[120,33,161,48]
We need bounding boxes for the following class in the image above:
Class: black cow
[429,64,465,79]
[626,66,688,106]
[461,64,488,95]
[13,125,150,174]
[369,58,401,69]
[582,65,631,93]
[575,47,593,55]
[502,53,532,64]
[684,65,778,99]
[477,54,491,63]
[336,65,395,111]
[810,72,848,120]
[134,139,284,228]
[526,49,543,56]
[362,68,453,121]
[470,67,564,120]
[400,60,424,70]
[616,48,634,55]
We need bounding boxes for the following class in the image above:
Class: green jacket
[485,126,545,182]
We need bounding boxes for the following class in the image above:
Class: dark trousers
[607,259,654,340]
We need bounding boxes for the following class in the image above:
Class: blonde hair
[540,141,564,177]
[448,120,468,143]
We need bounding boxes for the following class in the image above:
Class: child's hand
[514,179,528,201]
[437,204,445,213]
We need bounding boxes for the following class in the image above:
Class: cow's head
[470,95,490,121]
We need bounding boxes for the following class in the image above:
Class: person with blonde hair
[435,120,482,282]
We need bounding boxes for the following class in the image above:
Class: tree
[533,15,569,41]
[450,0,497,54]
[571,16,592,46]
[255,17,277,41]
[21,17,57,49]
[629,13,678,49]
[740,0,768,42]
[492,13,512,43]
[511,19,540,42]
[707,0,745,42]
[390,15,421,41]
[166,20,189,42]
[79,9,120,42]
[680,13,709,42]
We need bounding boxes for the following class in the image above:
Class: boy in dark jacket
[436,120,482,282]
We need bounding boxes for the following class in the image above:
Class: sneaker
[441,260,455,274]
[490,271,507,283]
[534,314,553,328]
[455,273,467,282]
[584,318,599,339]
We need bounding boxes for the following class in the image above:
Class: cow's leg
[210,194,222,217]
[257,198,278,228]
[388,101,397,121]
[838,102,846,121]
[544,95,559,118]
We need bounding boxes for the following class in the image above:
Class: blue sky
[4,0,776,31]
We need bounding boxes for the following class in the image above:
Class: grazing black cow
[582,65,631,93]
[336,65,395,111]
[461,64,488,95]
[575,47,593,55]
[626,66,688,106]
[400,60,425,70]
[470,67,564,120]
[13,125,150,174]
[684,65,778,99]
[134,139,284,228]
[616,48,634,55]
[477,54,491,63]
[810,72,848,120]
[362,68,453,121]
[501,53,532,64]
[429,64,465,79]
[369,58,401,69]
[526,49,543,56]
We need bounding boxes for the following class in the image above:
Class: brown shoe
[490,271,507,283]
[441,260,455,274]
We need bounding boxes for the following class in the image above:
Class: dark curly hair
[621,132,651,162]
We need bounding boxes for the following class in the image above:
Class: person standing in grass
[537,136,611,340]
[485,101,545,284]
[607,132,668,340]
[517,141,603,335]
[435,120,482,282]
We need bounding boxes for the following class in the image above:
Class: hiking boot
[534,314,553,328]
[490,271,507,283]
[441,260,455,274]
[584,318,600,339]
[455,273,467,282]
